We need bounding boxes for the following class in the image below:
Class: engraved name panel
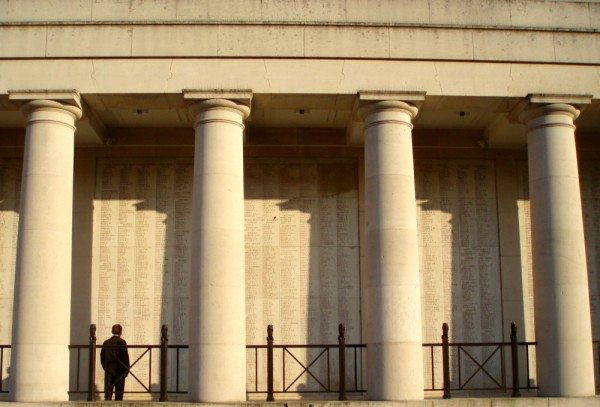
[244,159,361,393]
[0,158,21,381]
[92,159,192,394]
[416,160,502,389]
[92,158,361,396]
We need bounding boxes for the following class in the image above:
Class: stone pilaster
[358,92,425,401]
[516,94,595,396]
[8,91,82,401]
[185,92,251,402]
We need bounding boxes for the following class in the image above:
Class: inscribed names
[415,160,502,390]
[244,159,361,394]
[92,158,192,395]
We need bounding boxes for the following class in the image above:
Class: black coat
[100,336,130,376]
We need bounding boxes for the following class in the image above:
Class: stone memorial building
[0,0,600,403]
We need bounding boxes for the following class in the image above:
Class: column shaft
[188,99,249,402]
[360,100,424,400]
[10,99,81,401]
[521,102,595,396]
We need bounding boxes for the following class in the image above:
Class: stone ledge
[2,399,600,407]
[0,0,598,31]
[1,25,599,64]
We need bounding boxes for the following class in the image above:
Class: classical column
[517,95,595,396]
[358,92,425,400]
[8,92,82,401]
[185,93,251,402]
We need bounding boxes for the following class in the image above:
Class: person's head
[112,324,123,336]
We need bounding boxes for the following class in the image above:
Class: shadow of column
[88,158,193,400]
[244,159,360,398]
[579,160,600,394]
[416,159,504,392]
[0,159,21,399]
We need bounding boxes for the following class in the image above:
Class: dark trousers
[104,372,126,400]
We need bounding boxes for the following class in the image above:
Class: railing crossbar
[123,347,152,392]
[283,346,329,392]
[458,345,503,389]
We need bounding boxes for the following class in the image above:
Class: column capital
[357,91,425,122]
[183,89,252,104]
[509,94,592,128]
[187,99,251,122]
[358,90,426,103]
[9,90,83,120]
[184,89,252,119]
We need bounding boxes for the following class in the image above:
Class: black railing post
[510,322,520,397]
[338,323,347,401]
[442,322,451,399]
[267,325,275,402]
[87,324,97,401]
[160,325,168,401]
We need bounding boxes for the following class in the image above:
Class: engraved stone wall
[244,159,361,393]
[516,162,536,344]
[580,161,600,339]
[91,158,193,393]
[571,161,600,382]
[0,159,20,385]
[0,154,594,395]
[90,158,361,395]
[415,160,502,390]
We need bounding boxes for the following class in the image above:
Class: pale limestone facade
[1,0,600,403]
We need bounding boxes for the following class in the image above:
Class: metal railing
[69,324,187,401]
[4,322,545,400]
[423,322,538,398]
[594,340,600,391]
[246,324,366,401]
[68,323,361,401]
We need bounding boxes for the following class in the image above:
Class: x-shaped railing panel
[457,345,503,389]
[282,346,330,392]
[124,346,152,392]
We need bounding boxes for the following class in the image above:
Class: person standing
[100,324,130,401]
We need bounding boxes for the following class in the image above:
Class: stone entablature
[1,1,599,63]
[1,0,599,30]
[1,24,599,64]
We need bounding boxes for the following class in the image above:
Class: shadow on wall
[77,158,193,399]
[0,159,21,398]
[78,157,362,399]
[245,159,361,397]
[416,160,507,390]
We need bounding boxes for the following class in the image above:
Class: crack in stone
[90,60,97,81]
[263,59,272,89]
